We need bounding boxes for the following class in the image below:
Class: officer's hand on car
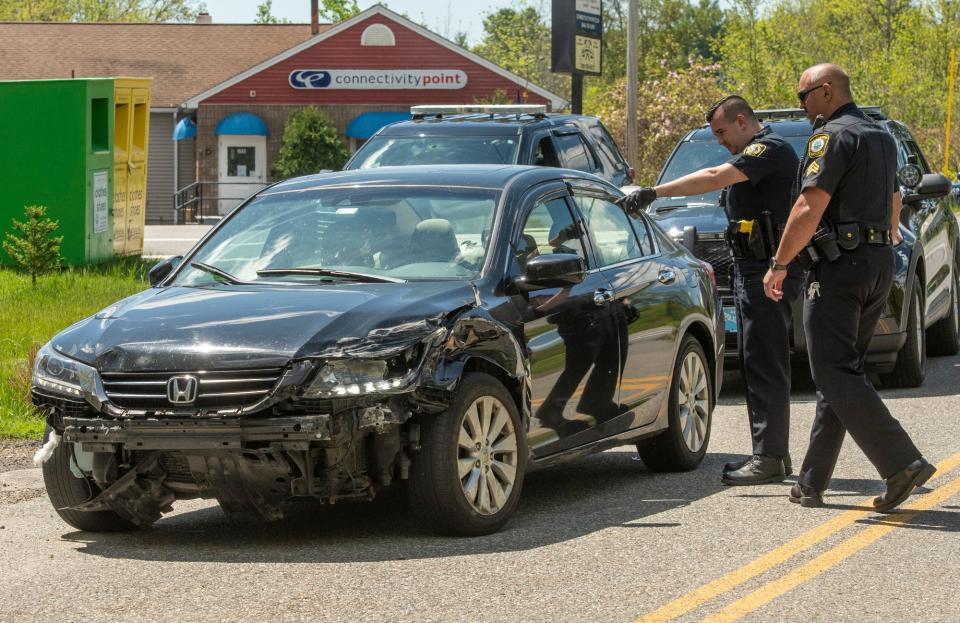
[616,187,657,214]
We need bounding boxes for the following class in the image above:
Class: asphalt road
[1,352,958,623]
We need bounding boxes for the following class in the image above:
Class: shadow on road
[61,450,741,563]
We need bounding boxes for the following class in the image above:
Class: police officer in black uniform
[763,63,935,511]
[620,96,802,485]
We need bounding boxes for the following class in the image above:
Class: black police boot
[721,455,786,486]
[873,458,936,513]
[724,453,792,477]
[788,483,824,508]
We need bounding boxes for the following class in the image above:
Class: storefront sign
[289,69,468,90]
[552,0,603,76]
[92,170,108,234]
[575,0,602,36]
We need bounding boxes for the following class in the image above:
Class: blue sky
[201,0,527,45]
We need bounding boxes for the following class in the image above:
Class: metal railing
[173,181,269,224]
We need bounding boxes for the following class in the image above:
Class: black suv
[342,105,634,187]
[649,108,960,388]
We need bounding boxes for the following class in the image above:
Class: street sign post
[552,0,603,113]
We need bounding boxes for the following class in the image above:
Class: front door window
[227,146,257,177]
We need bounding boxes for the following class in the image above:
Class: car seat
[408,218,460,263]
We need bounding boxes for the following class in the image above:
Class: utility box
[0,77,151,266]
[113,78,152,256]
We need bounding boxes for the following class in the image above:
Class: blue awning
[215,112,269,136]
[346,111,412,139]
[172,117,196,140]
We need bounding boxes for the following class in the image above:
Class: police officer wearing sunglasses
[763,63,935,511]
[620,96,801,485]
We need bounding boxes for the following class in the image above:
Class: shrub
[2,205,63,286]
[272,106,350,179]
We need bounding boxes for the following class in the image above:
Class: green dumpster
[0,78,115,266]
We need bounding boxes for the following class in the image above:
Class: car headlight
[32,342,100,401]
[302,345,427,398]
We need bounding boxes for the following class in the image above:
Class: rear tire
[881,283,926,388]
[926,253,960,356]
[40,426,137,532]
[638,335,712,472]
[407,372,526,536]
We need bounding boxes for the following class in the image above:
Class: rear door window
[553,131,597,173]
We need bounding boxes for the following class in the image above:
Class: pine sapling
[2,205,63,286]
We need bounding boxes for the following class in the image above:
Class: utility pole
[945,48,956,178]
[625,0,638,171]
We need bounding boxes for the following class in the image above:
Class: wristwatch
[768,257,789,271]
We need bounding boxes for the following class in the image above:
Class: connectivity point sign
[552,0,603,76]
[289,69,468,90]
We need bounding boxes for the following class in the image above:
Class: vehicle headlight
[32,342,100,400]
[303,345,427,398]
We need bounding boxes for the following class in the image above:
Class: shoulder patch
[805,160,821,177]
[807,133,830,159]
[743,143,767,157]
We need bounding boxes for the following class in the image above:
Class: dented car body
[33,165,722,535]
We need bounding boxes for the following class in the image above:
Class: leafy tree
[592,59,725,183]
[273,107,349,180]
[318,0,359,22]
[254,0,289,24]
[3,206,63,287]
[0,0,202,21]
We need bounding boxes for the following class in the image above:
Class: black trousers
[734,260,802,457]
[799,245,922,491]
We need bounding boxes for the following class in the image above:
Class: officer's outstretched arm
[655,163,747,198]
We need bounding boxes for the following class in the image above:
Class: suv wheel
[881,283,926,388]
[408,372,526,536]
[926,251,960,356]
[637,335,712,472]
[40,426,137,532]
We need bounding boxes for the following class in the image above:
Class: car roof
[264,164,599,194]
[684,106,889,142]
[372,113,598,137]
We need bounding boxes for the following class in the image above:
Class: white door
[218,135,267,215]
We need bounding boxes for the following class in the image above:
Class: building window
[361,23,396,46]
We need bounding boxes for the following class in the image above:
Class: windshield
[349,136,520,168]
[174,186,499,284]
[650,133,809,211]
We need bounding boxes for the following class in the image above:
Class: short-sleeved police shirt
[725,126,799,224]
[799,103,897,229]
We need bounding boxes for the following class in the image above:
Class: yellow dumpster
[113,78,151,256]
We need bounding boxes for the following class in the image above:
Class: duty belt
[725,212,779,261]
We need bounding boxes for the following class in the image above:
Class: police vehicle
[649,108,960,388]
[343,104,634,187]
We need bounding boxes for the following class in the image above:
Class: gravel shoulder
[0,440,38,473]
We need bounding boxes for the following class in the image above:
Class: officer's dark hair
[705,95,757,124]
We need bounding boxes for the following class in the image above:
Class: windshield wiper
[256,268,406,284]
[190,261,245,284]
[655,202,715,213]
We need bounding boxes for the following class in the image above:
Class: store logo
[289,69,467,90]
[289,70,332,89]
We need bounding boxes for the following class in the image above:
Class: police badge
[807,133,830,159]
[743,143,767,157]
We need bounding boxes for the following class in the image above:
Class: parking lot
[2,349,957,623]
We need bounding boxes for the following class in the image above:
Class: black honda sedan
[32,165,722,536]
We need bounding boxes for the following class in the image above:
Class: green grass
[0,257,153,439]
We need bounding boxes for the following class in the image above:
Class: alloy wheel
[457,396,518,515]
[677,351,710,452]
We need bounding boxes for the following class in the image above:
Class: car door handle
[594,289,615,306]
[658,269,677,284]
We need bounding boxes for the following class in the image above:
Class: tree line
[471,0,960,184]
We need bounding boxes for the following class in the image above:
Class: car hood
[648,203,727,235]
[52,282,476,372]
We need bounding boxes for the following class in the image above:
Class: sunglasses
[797,82,829,103]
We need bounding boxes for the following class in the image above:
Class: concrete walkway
[143,225,211,258]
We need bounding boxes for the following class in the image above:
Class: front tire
[638,335,712,472]
[40,426,136,532]
[881,282,926,388]
[408,372,526,536]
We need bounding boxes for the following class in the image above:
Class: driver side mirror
[517,253,586,292]
[903,172,952,205]
[148,255,182,286]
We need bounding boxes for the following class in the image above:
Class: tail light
[698,259,717,289]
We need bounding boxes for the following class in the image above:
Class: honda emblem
[167,375,199,404]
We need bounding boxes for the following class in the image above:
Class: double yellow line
[634,452,960,623]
